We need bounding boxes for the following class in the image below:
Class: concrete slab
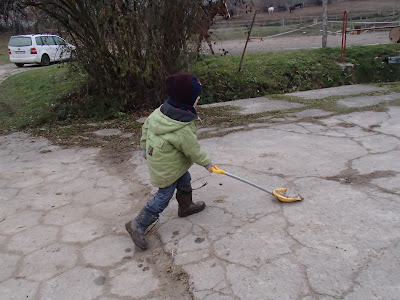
[1,85,400,299]
[352,150,400,174]
[372,175,400,193]
[0,253,20,282]
[109,260,160,298]
[345,246,400,299]
[375,106,400,138]
[288,108,332,118]
[286,84,388,99]
[201,97,304,115]
[7,225,59,255]
[0,210,42,235]
[82,235,134,267]
[39,267,105,299]
[61,218,108,243]
[321,110,390,129]
[137,117,147,124]
[355,134,400,154]
[93,128,123,136]
[18,243,78,281]
[338,93,400,107]
[0,132,189,300]
[226,258,308,300]
[131,103,400,299]
[0,278,39,300]
[43,204,90,225]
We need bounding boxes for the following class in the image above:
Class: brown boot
[125,208,157,250]
[176,190,206,218]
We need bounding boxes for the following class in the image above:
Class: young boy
[126,73,214,250]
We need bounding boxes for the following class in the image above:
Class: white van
[8,34,76,67]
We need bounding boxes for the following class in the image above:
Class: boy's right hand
[207,164,216,173]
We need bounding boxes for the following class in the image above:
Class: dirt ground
[0,63,28,84]
[204,30,394,55]
[222,0,400,25]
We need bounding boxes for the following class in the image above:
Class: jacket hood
[146,107,198,136]
[161,101,198,122]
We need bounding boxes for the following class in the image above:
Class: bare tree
[1,0,15,26]
[1,0,27,32]
[23,0,201,111]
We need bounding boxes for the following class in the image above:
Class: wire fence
[200,10,400,55]
[211,10,400,41]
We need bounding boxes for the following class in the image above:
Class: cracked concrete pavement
[1,84,400,299]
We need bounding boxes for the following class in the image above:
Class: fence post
[238,10,257,73]
[322,0,328,48]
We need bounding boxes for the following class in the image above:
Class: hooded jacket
[140,101,211,188]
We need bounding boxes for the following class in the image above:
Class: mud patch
[214,198,227,203]
[337,122,356,128]
[93,276,106,286]
[195,237,205,244]
[94,144,193,299]
[326,170,397,185]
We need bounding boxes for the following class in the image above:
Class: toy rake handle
[210,166,273,195]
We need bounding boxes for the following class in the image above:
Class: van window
[41,36,57,45]
[53,36,67,45]
[35,37,43,45]
[9,36,32,47]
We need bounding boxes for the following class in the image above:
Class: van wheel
[15,63,24,68]
[41,54,50,66]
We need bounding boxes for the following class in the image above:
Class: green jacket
[140,102,211,188]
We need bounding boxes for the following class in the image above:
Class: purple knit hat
[166,73,202,105]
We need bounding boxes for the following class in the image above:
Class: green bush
[25,0,201,111]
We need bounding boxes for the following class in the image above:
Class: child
[126,73,214,250]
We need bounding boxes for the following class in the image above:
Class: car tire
[70,50,77,60]
[15,63,24,68]
[41,54,50,66]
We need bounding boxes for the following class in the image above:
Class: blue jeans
[145,171,192,218]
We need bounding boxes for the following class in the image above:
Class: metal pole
[322,0,328,48]
[225,172,273,195]
[238,10,257,73]
[340,10,348,63]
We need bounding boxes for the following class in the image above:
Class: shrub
[24,0,201,112]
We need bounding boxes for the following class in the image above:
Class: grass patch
[193,44,400,104]
[1,42,400,143]
[0,64,84,132]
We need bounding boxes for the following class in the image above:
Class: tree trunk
[322,0,328,48]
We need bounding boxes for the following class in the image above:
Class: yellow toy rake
[211,166,303,203]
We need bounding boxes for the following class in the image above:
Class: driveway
[1,84,399,299]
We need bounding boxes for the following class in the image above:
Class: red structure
[340,10,348,64]
[340,10,400,63]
